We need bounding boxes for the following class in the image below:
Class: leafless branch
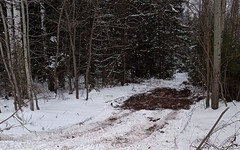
[197,107,230,150]
[0,108,20,125]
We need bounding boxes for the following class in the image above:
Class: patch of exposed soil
[121,88,193,110]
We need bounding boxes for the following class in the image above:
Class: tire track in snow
[105,110,179,149]
[63,109,179,149]
[0,109,180,150]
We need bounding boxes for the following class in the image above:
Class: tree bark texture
[5,0,14,53]
[21,0,34,111]
[202,0,212,108]
[211,0,222,109]
[86,9,96,100]
[0,3,22,110]
[65,1,79,99]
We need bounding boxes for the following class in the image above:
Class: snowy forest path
[0,107,181,150]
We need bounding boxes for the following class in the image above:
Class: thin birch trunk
[21,0,34,111]
[229,0,239,37]
[53,0,66,94]
[13,0,22,48]
[65,0,79,99]
[72,1,79,99]
[121,29,126,86]
[40,2,47,61]
[5,0,14,53]
[25,0,39,110]
[86,9,96,100]
[0,3,22,110]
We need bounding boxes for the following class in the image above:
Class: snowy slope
[0,73,239,150]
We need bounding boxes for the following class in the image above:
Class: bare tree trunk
[13,0,26,104]
[40,2,47,63]
[121,53,126,86]
[229,0,239,38]
[21,0,34,111]
[72,1,79,99]
[3,0,15,104]
[211,0,222,109]
[202,0,212,108]
[53,0,66,94]
[5,0,14,53]
[40,1,52,95]
[206,36,211,108]
[221,0,226,35]
[0,3,22,110]
[121,29,126,86]
[220,0,227,103]
[0,42,15,106]
[68,73,73,94]
[65,0,79,99]
[13,0,22,48]
[121,0,127,86]
[25,0,39,110]
[237,87,240,101]
[86,9,96,100]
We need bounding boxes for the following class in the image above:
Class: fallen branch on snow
[0,108,20,125]
[197,107,230,150]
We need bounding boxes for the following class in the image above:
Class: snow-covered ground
[0,73,239,150]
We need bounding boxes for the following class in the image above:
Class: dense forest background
[0,0,239,111]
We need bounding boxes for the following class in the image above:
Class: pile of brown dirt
[121,88,193,110]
